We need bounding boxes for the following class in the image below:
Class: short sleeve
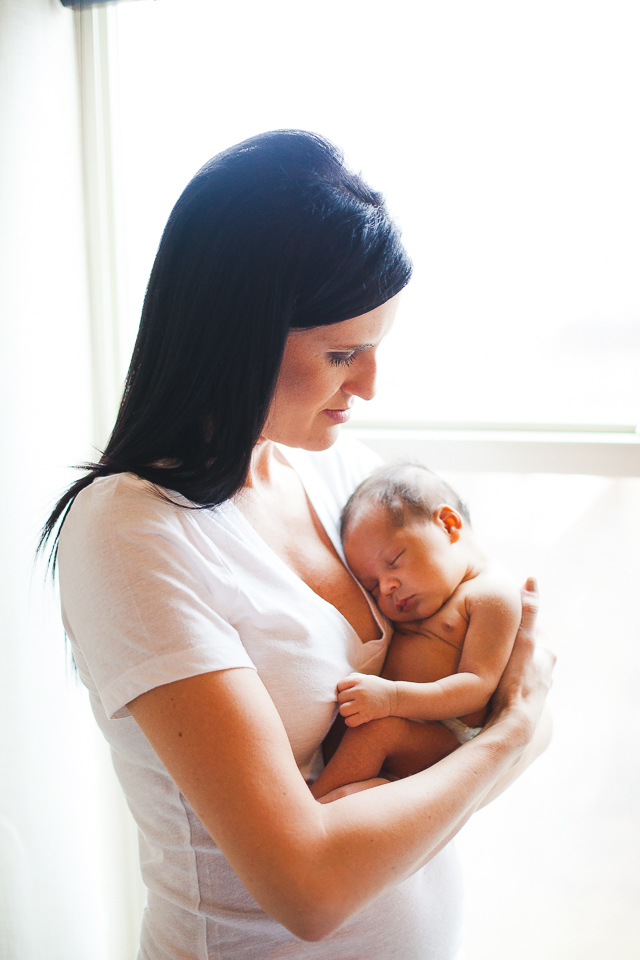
[58,475,256,720]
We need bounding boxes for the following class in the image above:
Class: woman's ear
[435,505,463,543]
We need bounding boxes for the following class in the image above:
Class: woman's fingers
[516,578,556,688]
[519,576,539,638]
[491,577,555,722]
[497,579,539,687]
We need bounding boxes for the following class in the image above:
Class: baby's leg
[310,718,394,799]
[310,717,458,800]
[381,719,459,779]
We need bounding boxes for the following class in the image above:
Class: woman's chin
[277,426,342,451]
[309,428,341,451]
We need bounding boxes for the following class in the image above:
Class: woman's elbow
[240,810,367,940]
[282,902,350,943]
[288,914,341,943]
[268,864,355,941]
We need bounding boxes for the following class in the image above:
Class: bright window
[114,0,640,428]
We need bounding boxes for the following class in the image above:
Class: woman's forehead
[289,294,401,348]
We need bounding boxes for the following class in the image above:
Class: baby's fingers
[343,713,367,728]
[338,701,366,726]
[336,673,362,693]
[338,699,358,717]
[337,686,361,705]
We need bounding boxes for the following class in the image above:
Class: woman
[42,130,553,959]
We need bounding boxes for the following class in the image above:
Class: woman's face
[262,294,400,450]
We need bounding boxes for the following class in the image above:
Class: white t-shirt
[58,436,464,960]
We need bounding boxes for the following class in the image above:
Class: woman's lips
[323,408,352,424]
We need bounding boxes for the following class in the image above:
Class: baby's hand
[337,673,398,726]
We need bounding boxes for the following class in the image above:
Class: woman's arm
[477,705,553,808]
[128,579,553,942]
[476,585,555,805]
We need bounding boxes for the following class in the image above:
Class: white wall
[0,2,136,957]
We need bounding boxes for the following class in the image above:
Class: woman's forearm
[477,704,552,809]
[129,583,553,941]
[129,667,530,941]
[305,713,528,936]
[228,710,532,942]
[298,581,554,937]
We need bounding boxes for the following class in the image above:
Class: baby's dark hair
[340,461,471,539]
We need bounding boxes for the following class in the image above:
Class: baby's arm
[338,580,521,727]
[394,584,520,720]
[336,672,399,725]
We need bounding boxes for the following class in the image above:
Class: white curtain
[0,2,139,957]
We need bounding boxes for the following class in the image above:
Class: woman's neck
[242,437,282,491]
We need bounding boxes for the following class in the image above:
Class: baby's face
[343,503,463,622]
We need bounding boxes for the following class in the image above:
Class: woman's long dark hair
[40,130,412,568]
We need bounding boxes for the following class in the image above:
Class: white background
[115,0,640,427]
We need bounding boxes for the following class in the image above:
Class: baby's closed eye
[388,551,404,568]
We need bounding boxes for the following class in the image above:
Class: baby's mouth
[395,595,415,613]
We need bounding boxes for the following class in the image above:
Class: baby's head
[341,463,475,622]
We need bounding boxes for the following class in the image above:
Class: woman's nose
[344,351,377,401]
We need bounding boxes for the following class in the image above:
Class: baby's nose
[380,576,399,596]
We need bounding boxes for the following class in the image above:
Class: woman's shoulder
[60,472,201,556]
[69,470,168,516]
[58,472,241,628]
[59,472,250,590]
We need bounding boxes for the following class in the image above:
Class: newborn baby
[311,462,521,799]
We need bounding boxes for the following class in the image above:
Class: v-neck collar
[226,446,387,646]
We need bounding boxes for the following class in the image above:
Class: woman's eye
[329,352,357,367]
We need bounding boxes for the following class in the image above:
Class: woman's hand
[484,577,556,754]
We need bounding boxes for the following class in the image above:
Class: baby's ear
[436,505,463,543]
